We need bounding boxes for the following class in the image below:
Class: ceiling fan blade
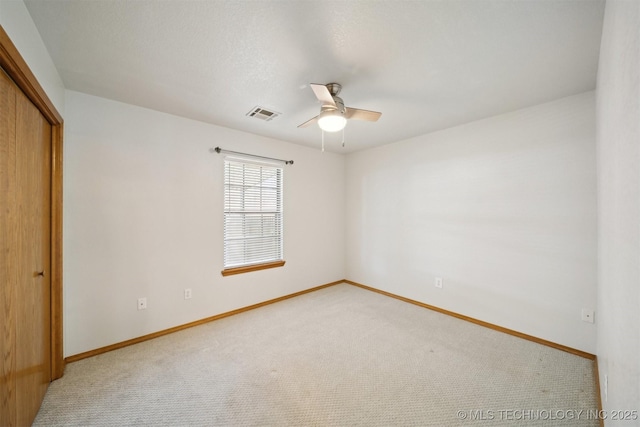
[345,107,382,122]
[297,115,320,128]
[310,83,336,107]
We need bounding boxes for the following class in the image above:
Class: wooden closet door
[14,81,52,426]
[0,66,18,427]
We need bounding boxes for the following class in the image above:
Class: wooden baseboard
[66,278,596,363]
[65,278,602,412]
[65,280,344,363]
[343,280,596,360]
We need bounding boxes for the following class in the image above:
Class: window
[222,158,284,275]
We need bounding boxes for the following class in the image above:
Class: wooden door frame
[0,26,64,380]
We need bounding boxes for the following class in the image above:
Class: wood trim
[65,280,344,363]
[593,357,605,427]
[0,26,65,379]
[50,123,64,379]
[221,260,285,276]
[0,27,62,125]
[344,280,596,360]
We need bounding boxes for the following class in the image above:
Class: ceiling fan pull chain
[321,130,325,152]
[342,127,345,148]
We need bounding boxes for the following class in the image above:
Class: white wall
[5,0,610,368]
[63,90,345,357]
[346,91,597,353]
[0,0,65,114]
[596,0,640,419]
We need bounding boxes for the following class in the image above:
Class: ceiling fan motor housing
[322,96,345,114]
[325,82,342,96]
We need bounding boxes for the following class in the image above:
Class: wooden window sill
[221,260,285,276]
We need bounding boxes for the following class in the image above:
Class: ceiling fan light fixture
[317,110,347,132]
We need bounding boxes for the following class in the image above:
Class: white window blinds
[223,159,283,269]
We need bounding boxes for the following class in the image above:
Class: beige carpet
[34,283,599,426]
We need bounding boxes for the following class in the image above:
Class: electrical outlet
[581,308,595,323]
[435,277,443,289]
[137,297,147,310]
[184,288,192,300]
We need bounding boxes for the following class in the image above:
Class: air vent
[246,106,280,121]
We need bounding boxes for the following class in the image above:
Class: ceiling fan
[298,83,382,134]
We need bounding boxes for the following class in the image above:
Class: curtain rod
[211,147,293,165]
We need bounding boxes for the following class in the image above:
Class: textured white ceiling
[25,0,605,153]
